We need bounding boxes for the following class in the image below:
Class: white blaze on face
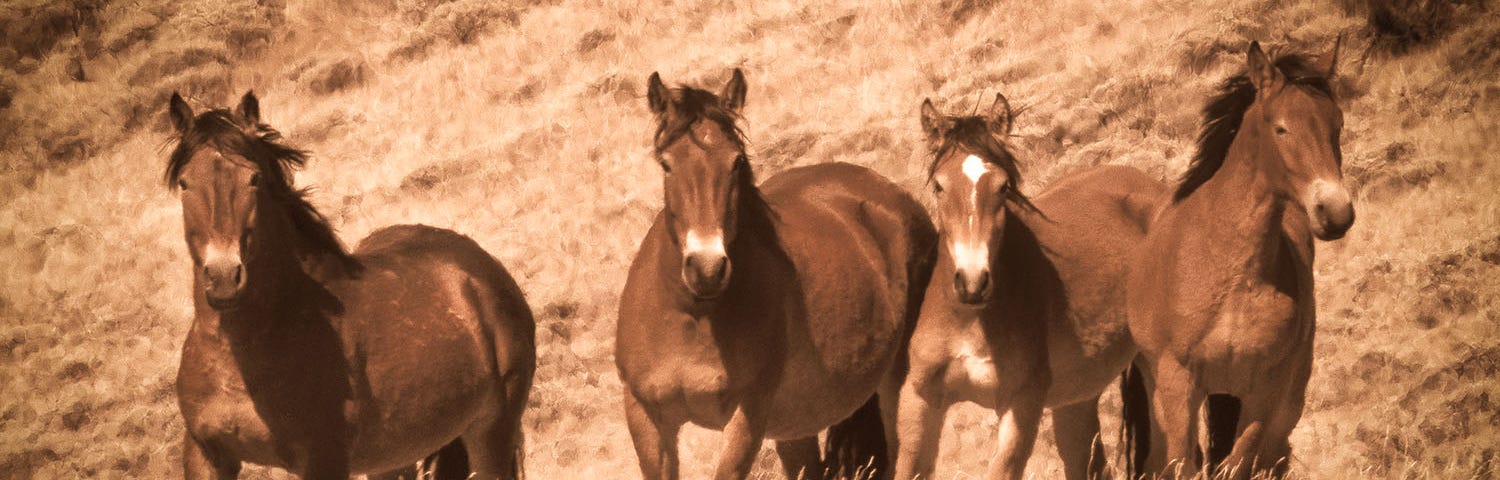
[952,154,992,274]
[683,230,726,258]
[202,241,240,266]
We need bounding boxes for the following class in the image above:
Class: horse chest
[179,370,285,467]
[944,337,1001,406]
[1200,283,1306,362]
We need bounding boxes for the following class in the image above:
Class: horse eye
[249,173,260,187]
[177,179,188,190]
[659,161,672,174]
[1275,126,1289,135]
[933,182,944,194]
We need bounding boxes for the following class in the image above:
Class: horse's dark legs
[463,372,529,480]
[625,388,680,480]
[182,431,239,480]
[774,437,823,479]
[1053,397,1108,480]
[299,449,350,480]
[713,401,768,480]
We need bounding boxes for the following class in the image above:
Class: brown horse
[893,95,1166,480]
[615,69,938,480]
[166,91,535,479]
[1122,40,1350,479]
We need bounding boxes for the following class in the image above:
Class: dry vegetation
[1,0,1497,478]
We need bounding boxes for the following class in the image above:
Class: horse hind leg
[1052,397,1108,480]
[775,437,824,480]
[462,373,530,480]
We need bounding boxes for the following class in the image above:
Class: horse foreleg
[1052,397,1108,480]
[893,369,947,480]
[624,388,681,480]
[713,401,768,480]
[986,390,1044,480]
[1150,360,1202,480]
[775,437,823,479]
[182,431,239,480]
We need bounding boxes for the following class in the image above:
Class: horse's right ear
[1246,41,1283,96]
[920,98,945,144]
[647,72,671,115]
[169,92,193,134]
[988,93,1013,138]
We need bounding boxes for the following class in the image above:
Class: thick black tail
[824,394,888,479]
[1120,361,1151,480]
[429,438,471,480]
[1205,394,1242,475]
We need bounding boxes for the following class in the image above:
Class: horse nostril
[954,272,965,294]
[975,270,990,294]
[233,266,243,285]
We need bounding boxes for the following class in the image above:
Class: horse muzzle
[954,268,991,305]
[682,252,731,299]
[1309,181,1355,241]
[203,260,245,310]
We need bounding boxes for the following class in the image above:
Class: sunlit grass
[1,0,1496,478]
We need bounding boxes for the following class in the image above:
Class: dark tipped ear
[234,90,260,125]
[720,68,747,113]
[920,98,945,143]
[989,93,1013,137]
[1246,41,1283,95]
[1319,34,1342,78]
[647,72,671,115]
[169,92,194,134]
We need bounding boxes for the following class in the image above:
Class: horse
[165,91,535,480]
[1121,40,1350,479]
[615,69,939,480]
[892,94,1167,480]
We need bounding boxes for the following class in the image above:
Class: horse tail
[1120,360,1151,479]
[1205,394,1242,474]
[824,395,888,479]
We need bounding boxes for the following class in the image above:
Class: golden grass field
[1,0,1497,478]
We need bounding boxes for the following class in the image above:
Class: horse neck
[1178,121,1292,271]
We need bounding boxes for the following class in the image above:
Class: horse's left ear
[720,68,747,114]
[989,93,1013,138]
[235,90,261,125]
[1318,34,1342,78]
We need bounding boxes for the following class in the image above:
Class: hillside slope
[1,0,1496,478]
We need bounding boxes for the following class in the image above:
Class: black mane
[165,109,358,272]
[1174,53,1336,201]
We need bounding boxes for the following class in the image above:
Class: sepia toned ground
[1,0,1496,478]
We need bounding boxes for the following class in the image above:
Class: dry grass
[1,0,1496,478]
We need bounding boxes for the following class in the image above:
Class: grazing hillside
[0,0,1495,478]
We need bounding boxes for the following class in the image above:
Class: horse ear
[1246,41,1283,95]
[647,72,671,115]
[920,98,945,143]
[720,68,747,113]
[989,93,1013,138]
[169,92,193,134]
[1318,34,1342,78]
[235,90,261,125]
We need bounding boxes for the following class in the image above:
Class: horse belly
[346,314,499,472]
